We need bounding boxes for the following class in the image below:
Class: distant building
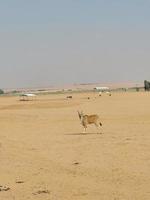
[94,87,110,91]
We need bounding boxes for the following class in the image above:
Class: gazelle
[77,111,102,133]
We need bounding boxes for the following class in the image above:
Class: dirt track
[0,92,150,200]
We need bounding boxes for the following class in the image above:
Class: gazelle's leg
[95,123,101,134]
[83,126,86,133]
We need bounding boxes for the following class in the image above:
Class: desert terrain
[0,91,150,200]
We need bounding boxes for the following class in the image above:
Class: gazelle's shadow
[66,132,103,136]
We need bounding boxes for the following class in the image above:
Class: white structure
[94,87,111,96]
[20,93,37,101]
[94,87,109,91]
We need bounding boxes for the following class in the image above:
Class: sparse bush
[11,90,18,94]
[136,87,139,92]
[0,89,4,95]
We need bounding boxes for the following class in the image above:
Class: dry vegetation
[0,92,150,200]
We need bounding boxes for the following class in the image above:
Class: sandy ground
[0,92,150,200]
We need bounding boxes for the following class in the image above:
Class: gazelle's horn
[77,111,81,119]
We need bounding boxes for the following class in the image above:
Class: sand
[0,92,150,200]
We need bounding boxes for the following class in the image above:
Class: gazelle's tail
[99,122,102,126]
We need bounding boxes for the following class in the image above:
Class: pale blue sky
[0,0,150,88]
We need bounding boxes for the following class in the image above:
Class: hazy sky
[0,0,150,88]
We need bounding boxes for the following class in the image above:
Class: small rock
[16,181,24,184]
[73,162,79,165]
[0,186,10,192]
[33,190,50,195]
